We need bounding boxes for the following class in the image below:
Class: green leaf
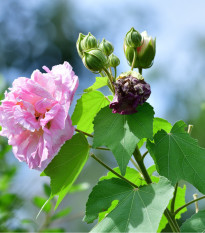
[147,120,205,194]
[93,103,154,175]
[51,207,71,221]
[68,182,90,193]
[153,117,172,136]
[71,91,110,134]
[32,197,52,213]
[84,77,108,92]
[98,200,118,222]
[98,166,159,223]
[137,118,171,148]
[43,184,51,197]
[43,133,89,208]
[40,228,65,232]
[84,177,174,232]
[157,185,187,232]
[100,165,158,187]
[180,210,205,232]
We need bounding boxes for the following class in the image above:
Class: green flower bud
[124,42,135,67]
[124,31,156,69]
[136,31,156,68]
[82,48,108,73]
[109,53,120,67]
[81,32,98,51]
[76,33,86,58]
[125,27,142,48]
[99,38,114,56]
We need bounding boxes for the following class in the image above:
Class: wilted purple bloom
[109,73,151,114]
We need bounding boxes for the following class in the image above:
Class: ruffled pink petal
[31,70,56,97]
[40,115,74,170]
[35,98,57,114]
[0,61,78,171]
[14,105,40,132]
[49,62,79,109]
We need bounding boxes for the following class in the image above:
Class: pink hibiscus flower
[0,62,79,170]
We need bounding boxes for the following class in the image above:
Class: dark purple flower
[109,71,151,114]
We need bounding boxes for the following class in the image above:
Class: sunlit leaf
[33,196,52,213]
[43,133,89,208]
[147,120,205,194]
[84,77,108,92]
[93,103,154,175]
[71,91,110,134]
[51,207,71,221]
[84,177,173,232]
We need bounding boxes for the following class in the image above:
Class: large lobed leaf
[43,133,89,208]
[99,166,187,232]
[93,103,154,175]
[180,210,205,232]
[71,90,110,134]
[147,120,205,194]
[84,177,174,232]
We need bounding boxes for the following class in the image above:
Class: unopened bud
[124,31,156,69]
[99,38,114,56]
[81,32,98,51]
[136,31,156,68]
[76,33,86,58]
[109,53,120,67]
[125,27,142,48]
[82,49,108,73]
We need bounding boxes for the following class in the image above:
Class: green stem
[114,67,117,79]
[89,145,110,151]
[109,67,113,78]
[103,68,115,94]
[164,209,180,232]
[171,183,178,213]
[90,153,138,189]
[174,195,205,216]
[142,150,148,160]
[133,146,180,232]
[75,128,93,138]
[131,49,136,71]
[133,147,152,184]
[130,157,142,174]
[100,72,105,77]
[138,67,142,74]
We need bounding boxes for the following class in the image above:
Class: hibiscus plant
[1,27,205,232]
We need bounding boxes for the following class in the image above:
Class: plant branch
[174,195,205,216]
[133,146,180,232]
[90,145,110,151]
[103,68,115,94]
[138,68,142,74]
[133,147,152,184]
[164,209,180,232]
[130,157,142,174]
[75,128,93,138]
[171,183,178,214]
[90,153,138,189]
[114,67,117,79]
[142,150,149,160]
